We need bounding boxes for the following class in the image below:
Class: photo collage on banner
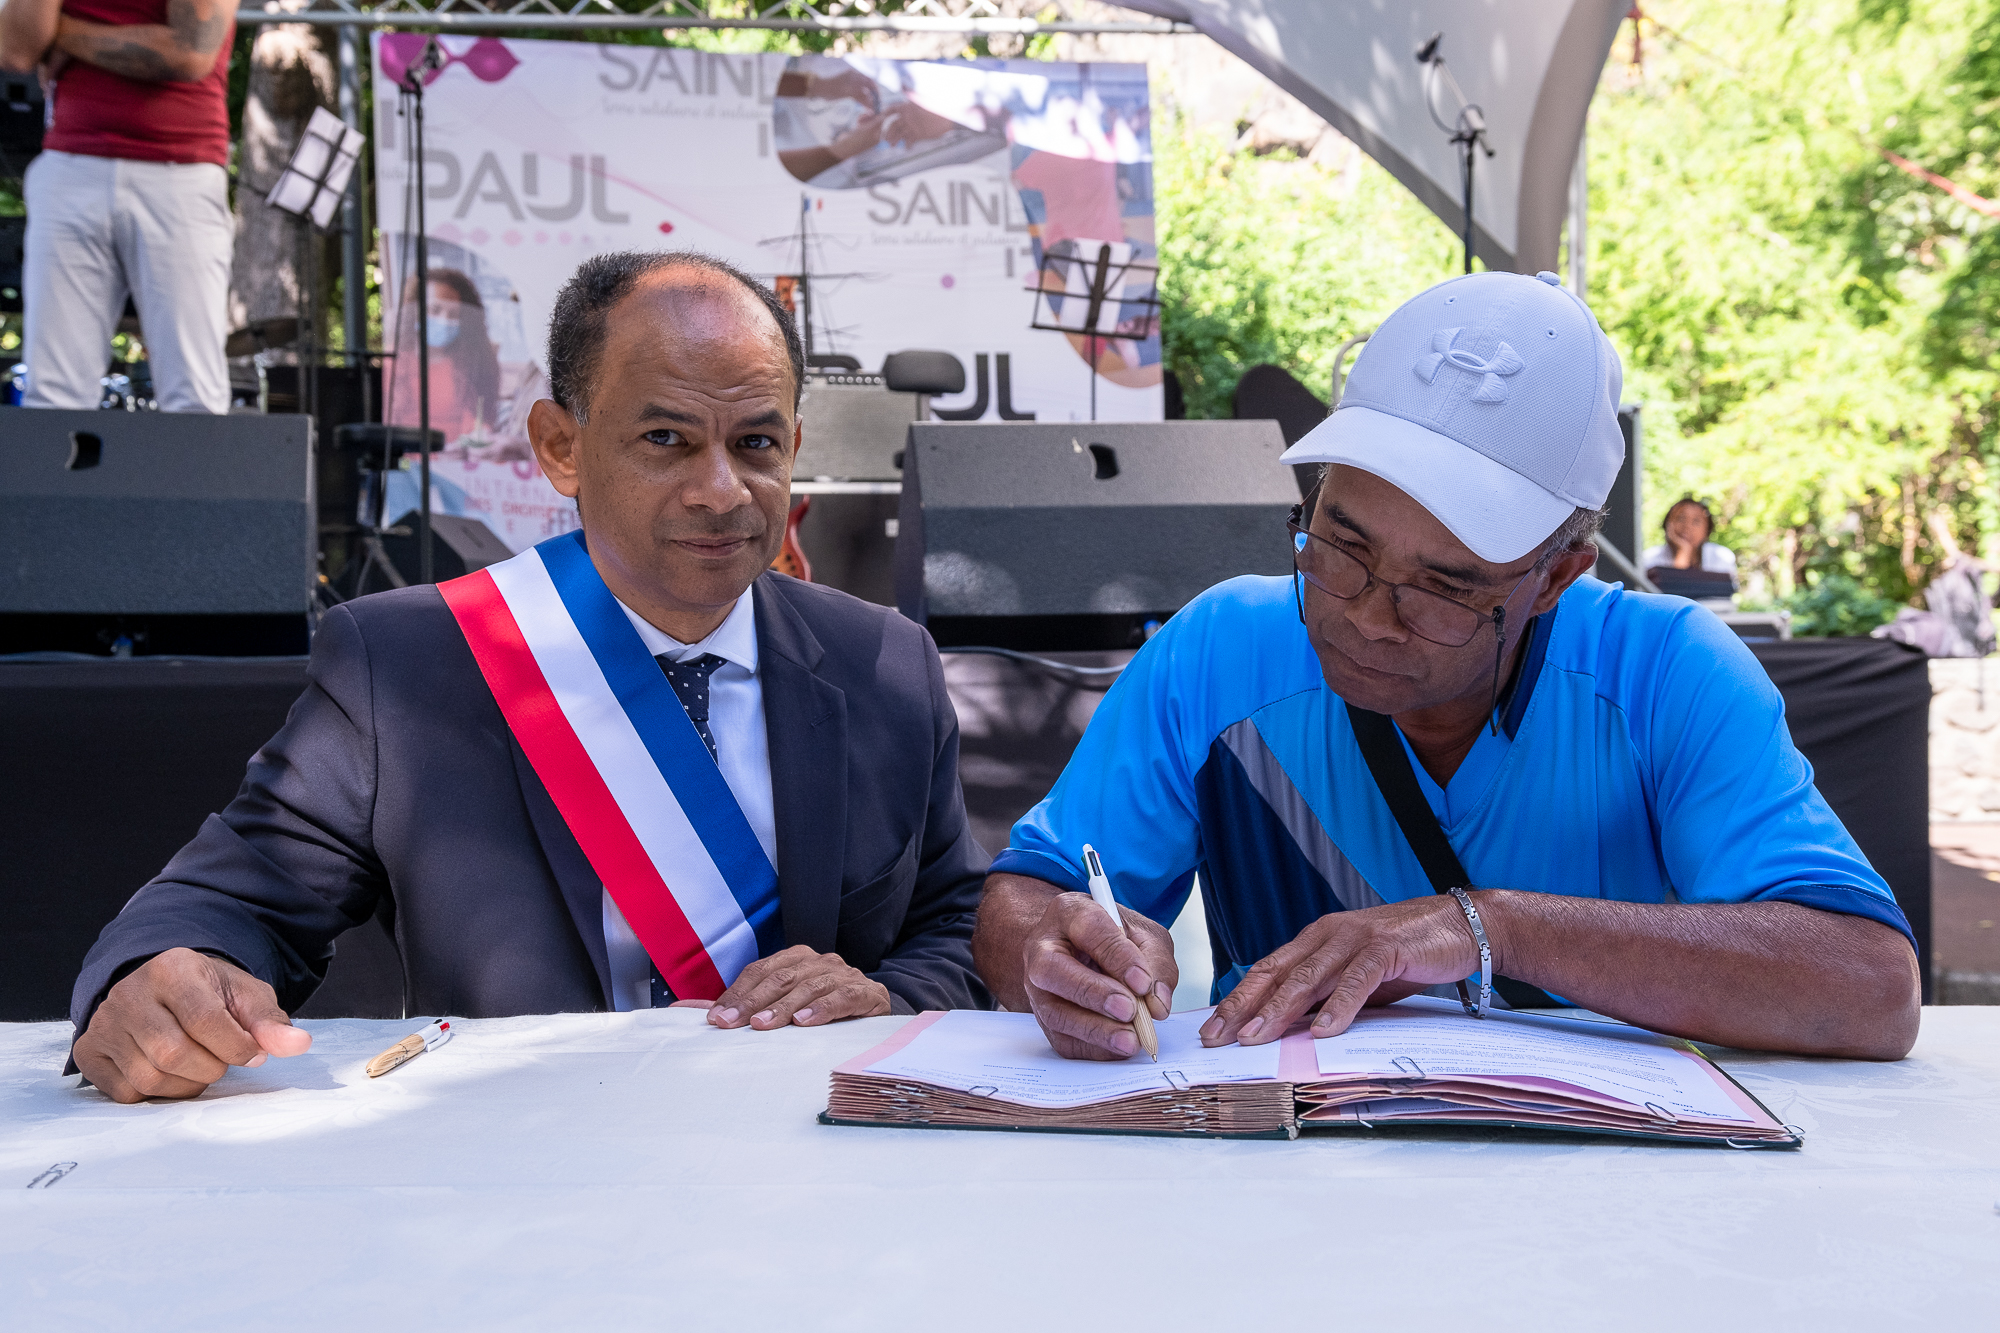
[373,36,1161,551]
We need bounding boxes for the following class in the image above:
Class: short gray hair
[1534,505,1607,571]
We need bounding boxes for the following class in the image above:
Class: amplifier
[895,420,1297,650]
[0,407,315,654]
[797,372,921,481]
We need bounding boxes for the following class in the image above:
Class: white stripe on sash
[486,548,760,985]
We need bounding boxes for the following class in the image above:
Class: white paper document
[862,1009,1283,1109]
[1311,997,1751,1123]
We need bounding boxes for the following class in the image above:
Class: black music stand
[1027,240,1160,422]
[266,106,366,430]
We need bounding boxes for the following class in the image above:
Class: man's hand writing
[73,947,312,1103]
[1021,891,1176,1061]
[1199,896,1482,1046]
[703,946,892,1030]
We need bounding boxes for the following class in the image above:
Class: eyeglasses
[1288,511,1518,648]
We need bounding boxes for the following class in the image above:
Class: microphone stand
[1416,33,1494,275]
[1450,106,1494,275]
[399,40,445,583]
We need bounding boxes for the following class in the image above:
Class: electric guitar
[771,495,812,581]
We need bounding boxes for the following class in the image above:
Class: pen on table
[1082,843,1159,1062]
[366,1020,452,1078]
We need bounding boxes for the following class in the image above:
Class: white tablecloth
[3,1007,1996,1329]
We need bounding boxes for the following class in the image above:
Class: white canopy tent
[1120,0,1628,275]
[236,1,1624,349]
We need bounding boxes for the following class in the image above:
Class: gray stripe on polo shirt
[1217,717,1386,914]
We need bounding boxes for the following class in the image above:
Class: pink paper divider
[1678,1041,1785,1129]
[1276,1027,1318,1082]
[832,1010,948,1076]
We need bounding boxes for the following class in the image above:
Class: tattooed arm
[0,0,63,75]
[54,0,228,83]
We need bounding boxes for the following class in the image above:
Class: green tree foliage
[1156,0,2000,632]
[1575,0,1999,617]
[1777,571,1903,635]
[1155,124,1458,421]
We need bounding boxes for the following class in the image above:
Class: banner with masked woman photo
[373,36,1161,551]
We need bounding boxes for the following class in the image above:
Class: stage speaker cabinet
[381,510,513,585]
[0,407,315,655]
[896,421,1298,651]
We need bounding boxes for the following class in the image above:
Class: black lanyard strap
[1345,702,1560,1011]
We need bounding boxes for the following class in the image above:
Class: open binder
[822,998,1801,1149]
[825,1008,1300,1139]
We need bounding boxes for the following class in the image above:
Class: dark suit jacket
[71,572,992,1029]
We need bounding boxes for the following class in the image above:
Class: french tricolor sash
[438,530,782,1000]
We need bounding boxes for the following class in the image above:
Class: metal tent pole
[400,46,437,584]
[338,26,368,400]
[1569,126,1588,299]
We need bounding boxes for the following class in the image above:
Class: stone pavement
[1929,823,2000,1002]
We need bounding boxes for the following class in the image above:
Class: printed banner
[372,37,1161,550]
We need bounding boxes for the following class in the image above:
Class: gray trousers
[22,149,233,414]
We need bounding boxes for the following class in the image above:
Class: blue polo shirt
[992,575,1915,1001]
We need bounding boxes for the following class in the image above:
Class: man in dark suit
[70,250,991,1103]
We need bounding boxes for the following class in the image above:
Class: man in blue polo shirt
[972,270,1919,1062]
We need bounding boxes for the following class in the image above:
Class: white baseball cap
[1281,270,1625,564]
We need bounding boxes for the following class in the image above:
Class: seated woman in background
[1644,497,1738,575]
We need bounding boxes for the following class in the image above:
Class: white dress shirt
[1640,541,1738,574]
[601,588,777,1010]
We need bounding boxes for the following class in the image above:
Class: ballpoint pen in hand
[1082,843,1159,1062]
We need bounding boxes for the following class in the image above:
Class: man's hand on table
[74,948,312,1103]
[974,875,1177,1061]
[682,946,892,1030]
[1199,896,1481,1047]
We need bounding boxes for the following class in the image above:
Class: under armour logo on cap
[1414,327,1525,404]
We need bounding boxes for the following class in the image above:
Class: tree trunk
[229,23,337,342]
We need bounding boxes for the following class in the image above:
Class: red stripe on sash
[439,570,728,1001]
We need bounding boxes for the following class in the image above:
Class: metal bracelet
[1446,886,1492,1019]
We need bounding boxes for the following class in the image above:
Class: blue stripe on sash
[536,531,784,958]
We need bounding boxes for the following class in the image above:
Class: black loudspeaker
[0,71,43,180]
[1231,363,1329,498]
[381,510,513,584]
[895,420,1297,650]
[0,407,315,655]
[1602,403,1644,568]
[0,215,22,315]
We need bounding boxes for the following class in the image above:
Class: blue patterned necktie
[648,652,727,1006]
[656,652,726,762]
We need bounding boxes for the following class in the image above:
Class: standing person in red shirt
[0,0,234,412]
